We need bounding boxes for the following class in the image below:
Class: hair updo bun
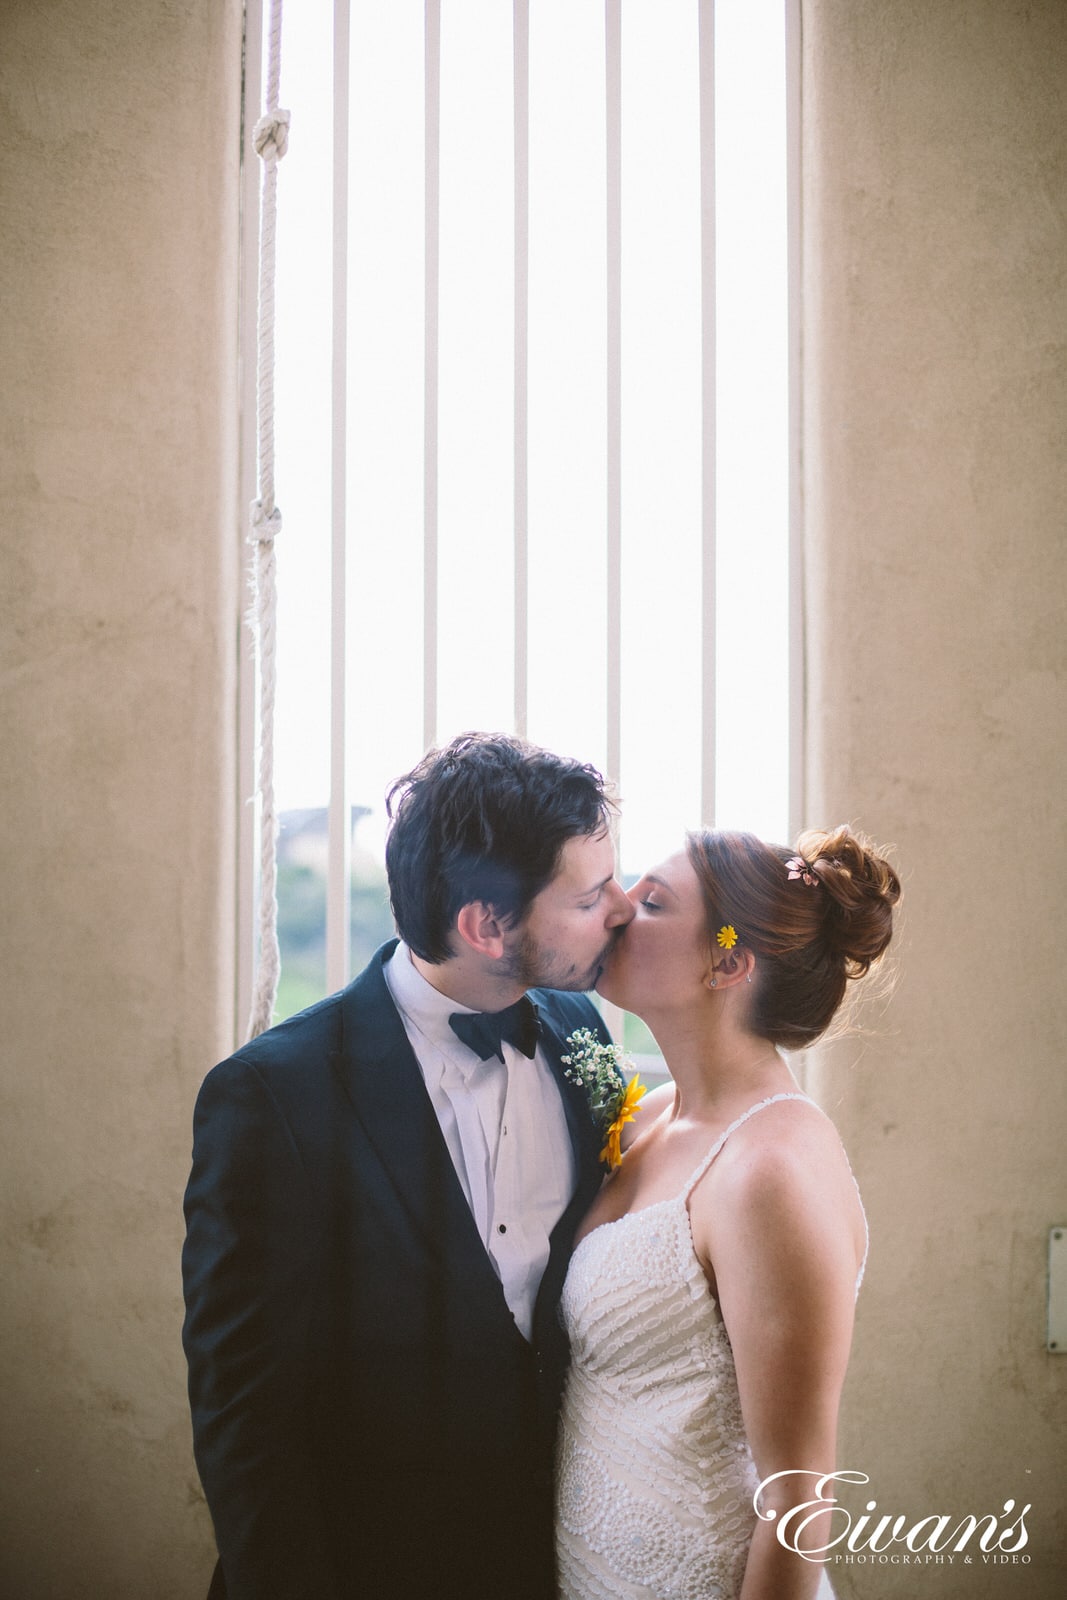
[685,825,901,1051]
[794,825,901,977]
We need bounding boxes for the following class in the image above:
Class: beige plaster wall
[802,1,1066,1594]
[1,2,242,1596]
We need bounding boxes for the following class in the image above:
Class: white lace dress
[555,1093,862,1600]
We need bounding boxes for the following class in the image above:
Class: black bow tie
[448,997,541,1064]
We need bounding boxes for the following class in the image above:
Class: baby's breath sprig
[562,1028,647,1171]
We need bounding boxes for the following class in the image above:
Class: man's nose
[605,880,635,927]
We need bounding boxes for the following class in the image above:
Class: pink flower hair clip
[786,855,819,887]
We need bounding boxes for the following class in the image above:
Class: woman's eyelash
[641,899,660,911]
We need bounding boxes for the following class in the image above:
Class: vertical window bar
[513,0,530,739]
[785,0,804,841]
[601,0,625,1045]
[423,0,441,751]
[605,0,622,792]
[698,0,716,827]
[327,0,351,996]
[237,0,265,1040]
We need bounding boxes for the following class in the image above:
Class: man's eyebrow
[576,874,615,899]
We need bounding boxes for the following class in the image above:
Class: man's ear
[455,902,507,960]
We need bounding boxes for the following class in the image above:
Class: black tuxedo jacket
[182,941,607,1600]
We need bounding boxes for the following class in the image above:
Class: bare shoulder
[692,1095,864,1264]
[718,1095,851,1186]
[620,1080,675,1151]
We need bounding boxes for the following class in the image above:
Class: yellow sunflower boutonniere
[561,1027,647,1172]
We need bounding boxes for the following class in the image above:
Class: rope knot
[249,500,283,545]
[253,109,291,160]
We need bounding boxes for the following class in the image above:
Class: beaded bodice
[555,1093,864,1600]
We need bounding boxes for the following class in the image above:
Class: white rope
[246,0,289,1041]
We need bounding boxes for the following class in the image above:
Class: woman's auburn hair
[685,825,902,1051]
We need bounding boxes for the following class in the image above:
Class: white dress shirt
[384,941,577,1340]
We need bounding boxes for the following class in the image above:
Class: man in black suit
[182,733,634,1599]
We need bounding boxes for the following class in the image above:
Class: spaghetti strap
[679,1091,818,1201]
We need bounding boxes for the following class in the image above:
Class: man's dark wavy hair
[385,732,615,964]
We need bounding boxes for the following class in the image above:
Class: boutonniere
[561,1028,647,1171]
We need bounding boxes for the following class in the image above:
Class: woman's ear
[455,901,506,959]
[705,946,756,990]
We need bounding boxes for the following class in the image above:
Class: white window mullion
[513,0,530,739]
[605,0,622,794]
[326,0,351,996]
[602,0,625,1045]
[236,0,266,1042]
[698,0,716,829]
[423,0,441,751]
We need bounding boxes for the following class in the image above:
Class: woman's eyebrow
[644,874,678,899]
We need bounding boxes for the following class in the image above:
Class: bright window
[240,0,798,1060]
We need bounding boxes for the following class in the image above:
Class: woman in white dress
[555,826,900,1600]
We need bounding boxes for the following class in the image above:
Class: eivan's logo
[755,1471,1031,1565]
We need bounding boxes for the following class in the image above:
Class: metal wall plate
[1048,1227,1067,1351]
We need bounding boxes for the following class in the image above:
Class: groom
[182,732,633,1600]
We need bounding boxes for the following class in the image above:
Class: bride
[555,825,901,1600]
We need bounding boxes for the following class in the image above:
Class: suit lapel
[331,944,512,1314]
[534,992,605,1191]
